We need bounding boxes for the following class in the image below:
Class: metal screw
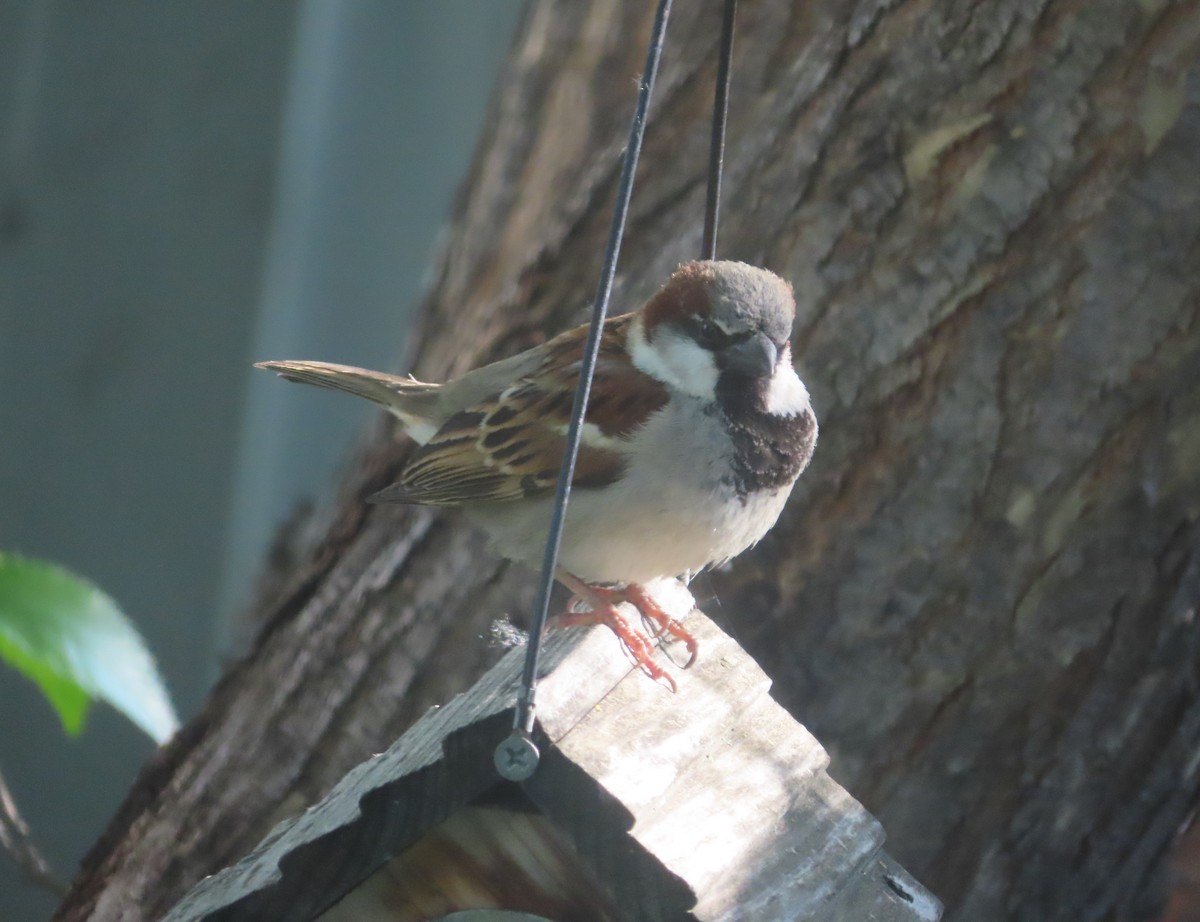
[494,733,540,781]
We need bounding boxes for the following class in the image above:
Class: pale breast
[468,395,802,584]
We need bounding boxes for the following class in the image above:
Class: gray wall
[0,2,520,919]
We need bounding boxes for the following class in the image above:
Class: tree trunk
[55,1,1200,920]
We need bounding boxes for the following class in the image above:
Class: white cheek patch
[765,345,812,417]
[629,320,718,398]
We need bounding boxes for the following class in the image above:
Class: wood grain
[161,613,939,921]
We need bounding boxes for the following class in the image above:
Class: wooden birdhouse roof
[163,605,942,921]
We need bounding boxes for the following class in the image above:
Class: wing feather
[371,315,669,507]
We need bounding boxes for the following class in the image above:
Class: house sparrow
[258,260,817,689]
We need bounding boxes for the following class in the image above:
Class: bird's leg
[608,582,699,669]
[553,570,677,692]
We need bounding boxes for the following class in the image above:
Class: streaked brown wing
[373,315,669,506]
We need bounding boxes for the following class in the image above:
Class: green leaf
[0,553,178,743]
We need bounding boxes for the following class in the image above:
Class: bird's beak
[721,331,779,378]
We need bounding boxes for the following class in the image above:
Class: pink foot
[557,600,678,692]
[552,571,698,691]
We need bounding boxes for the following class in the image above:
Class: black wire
[702,0,737,261]
[513,0,674,736]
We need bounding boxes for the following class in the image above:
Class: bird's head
[629,260,797,405]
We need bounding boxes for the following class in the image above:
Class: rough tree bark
[54,0,1200,920]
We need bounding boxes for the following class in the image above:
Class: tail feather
[255,360,441,442]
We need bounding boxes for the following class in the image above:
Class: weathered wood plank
[532,609,882,920]
[316,807,617,922]
[825,853,943,922]
[163,598,941,921]
[160,623,634,922]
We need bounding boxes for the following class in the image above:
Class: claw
[617,583,699,669]
[557,602,678,691]
[552,573,699,690]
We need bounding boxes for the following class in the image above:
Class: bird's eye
[692,317,724,345]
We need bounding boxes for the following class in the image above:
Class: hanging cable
[496,0,674,779]
[702,0,737,260]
